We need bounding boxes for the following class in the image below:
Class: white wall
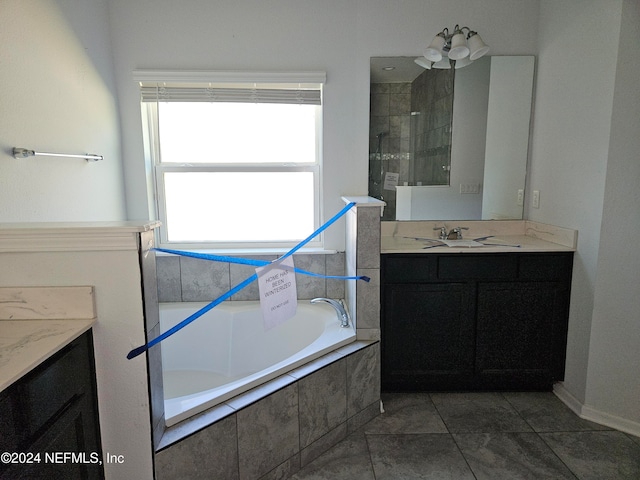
[482,56,534,220]
[585,0,640,430]
[108,0,540,249]
[0,0,126,222]
[531,0,640,433]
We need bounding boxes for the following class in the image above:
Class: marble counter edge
[0,318,97,392]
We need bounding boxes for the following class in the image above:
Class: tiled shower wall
[369,82,412,221]
[368,69,454,220]
[156,252,345,303]
[410,68,454,186]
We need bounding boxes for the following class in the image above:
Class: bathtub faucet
[310,298,351,328]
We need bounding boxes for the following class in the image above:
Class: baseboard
[553,383,640,438]
[553,382,584,415]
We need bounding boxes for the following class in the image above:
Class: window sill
[154,247,338,257]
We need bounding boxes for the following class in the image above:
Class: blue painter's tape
[127,273,256,359]
[127,202,362,359]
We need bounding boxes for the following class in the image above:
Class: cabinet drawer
[518,254,573,281]
[383,255,434,283]
[438,255,517,280]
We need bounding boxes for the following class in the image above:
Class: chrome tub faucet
[310,298,351,328]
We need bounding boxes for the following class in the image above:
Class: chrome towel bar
[12,147,103,162]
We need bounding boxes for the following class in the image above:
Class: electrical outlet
[517,189,524,206]
[532,190,540,209]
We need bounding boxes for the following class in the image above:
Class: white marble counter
[0,318,96,391]
[381,220,577,254]
[0,286,97,391]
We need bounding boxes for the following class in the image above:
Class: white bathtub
[159,300,355,426]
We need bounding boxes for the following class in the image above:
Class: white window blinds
[140,86,321,105]
[135,70,325,105]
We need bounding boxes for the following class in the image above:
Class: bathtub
[159,300,356,426]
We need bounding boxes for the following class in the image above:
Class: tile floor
[290,391,640,479]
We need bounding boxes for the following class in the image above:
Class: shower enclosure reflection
[369,65,454,207]
[369,56,535,221]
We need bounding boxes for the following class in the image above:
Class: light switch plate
[532,190,540,208]
[460,183,480,194]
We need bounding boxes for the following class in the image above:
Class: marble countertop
[0,318,95,391]
[381,220,577,254]
[0,286,97,391]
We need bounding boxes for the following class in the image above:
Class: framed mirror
[369,55,535,221]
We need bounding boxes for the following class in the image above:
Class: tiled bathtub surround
[156,252,346,303]
[153,198,384,478]
[154,341,380,480]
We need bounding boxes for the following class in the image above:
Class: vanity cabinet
[0,331,103,480]
[381,253,573,391]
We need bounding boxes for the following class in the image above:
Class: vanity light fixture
[415,25,489,70]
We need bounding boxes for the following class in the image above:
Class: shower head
[376,131,388,139]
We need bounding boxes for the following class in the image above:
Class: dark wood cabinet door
[381,252,573,392]
[475,281,570,388]
[382,282,475,391]
[0,332,103,480]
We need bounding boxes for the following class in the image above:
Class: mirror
[369,55,535,221]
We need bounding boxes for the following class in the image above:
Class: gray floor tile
[453,432,577,480]
[627,432,640,446]
[540,430,640,480]
[364,393,448,434]
[290,431,375,480]
[430,392,532,433]
[287,392,640,480]
[367,433,475,479]
[503,392,610,432]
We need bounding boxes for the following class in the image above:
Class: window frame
[136,71,326,250]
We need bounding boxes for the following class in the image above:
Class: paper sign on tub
[256,256,297,330]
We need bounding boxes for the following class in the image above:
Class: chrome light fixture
[415,24,489,70]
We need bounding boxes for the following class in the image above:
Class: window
[137,71,325,249]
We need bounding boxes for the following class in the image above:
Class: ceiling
[370,56,425,83]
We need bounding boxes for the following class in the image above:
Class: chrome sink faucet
[310,298,351,328]
[434,226,469,240]
[433,226,448,240]
[446,227,469,240]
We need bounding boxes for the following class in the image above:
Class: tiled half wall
[154,342,380,480]
[156,252,346,303]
